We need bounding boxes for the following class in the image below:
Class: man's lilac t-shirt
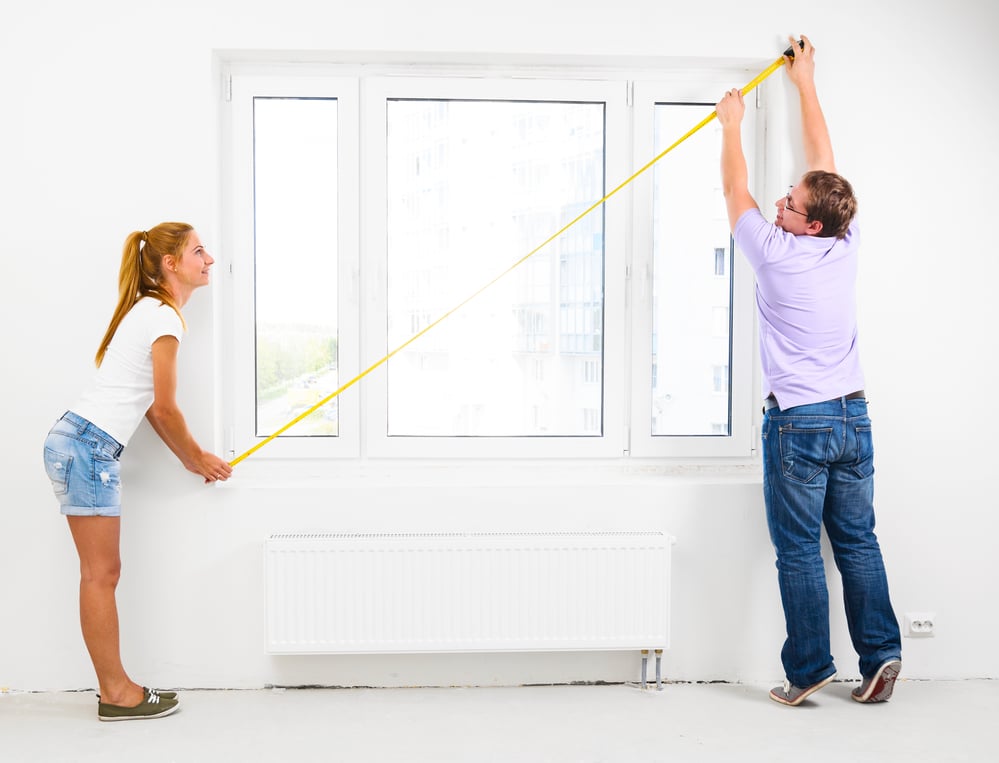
[733,208,864,410]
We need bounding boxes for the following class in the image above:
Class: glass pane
[385,99,605,437]
[651,104,732,436]
[253,98,339,437]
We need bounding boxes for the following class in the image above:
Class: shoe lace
[98,688,163,706]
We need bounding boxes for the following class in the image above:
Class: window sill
[218,457,762,489]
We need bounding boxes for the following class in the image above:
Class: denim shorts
[43,411,124,516]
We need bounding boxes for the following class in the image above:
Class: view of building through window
[651,105,732,436]
[253,97,340,437]
[385,99,605,437]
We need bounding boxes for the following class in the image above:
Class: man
[715,35,902,706]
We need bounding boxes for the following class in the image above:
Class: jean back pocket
[44,446,73,496]
[778,424,833,484]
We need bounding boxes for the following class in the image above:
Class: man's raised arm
[785,34,836,174]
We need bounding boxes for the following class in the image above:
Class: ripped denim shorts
[43,411,124,516]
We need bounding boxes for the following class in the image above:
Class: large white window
[219,61,760,463]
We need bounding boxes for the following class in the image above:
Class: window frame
[626,79,758,458]
[361,76,628,459]
[219,60,764,465]
[221,72,362,460]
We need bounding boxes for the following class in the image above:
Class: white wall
[2,0,997,691]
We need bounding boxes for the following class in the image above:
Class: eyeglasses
[784,186,808,217]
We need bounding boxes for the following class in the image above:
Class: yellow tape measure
[230,49,791,467]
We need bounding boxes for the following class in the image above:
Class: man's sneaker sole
[769,672,837,706]
[852,659,901,703]
[98,688,179,721]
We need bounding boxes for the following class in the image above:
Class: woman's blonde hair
[95,222,192,366]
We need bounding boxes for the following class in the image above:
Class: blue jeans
[43,411,124,516]
[762,397,901,686]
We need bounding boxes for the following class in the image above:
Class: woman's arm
[146,335,233,483]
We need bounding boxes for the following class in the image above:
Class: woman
[43,222,233,721]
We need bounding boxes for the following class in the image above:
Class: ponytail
[95,222,192,366]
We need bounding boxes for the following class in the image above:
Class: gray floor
[1,680,994,762]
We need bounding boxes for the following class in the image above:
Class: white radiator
[264,531,674,655]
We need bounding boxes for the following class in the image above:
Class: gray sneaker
[852,659,901,703]
[98,687,179,721]
[769,672,837,706]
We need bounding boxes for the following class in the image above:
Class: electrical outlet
[904,612,936,638]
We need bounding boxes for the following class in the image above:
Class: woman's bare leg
[67,516,143,707]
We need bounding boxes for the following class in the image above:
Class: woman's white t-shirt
[72,297,184,446]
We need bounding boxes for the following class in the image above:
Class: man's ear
[806,219,824,236]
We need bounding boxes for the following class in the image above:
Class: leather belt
[764,390,865,413]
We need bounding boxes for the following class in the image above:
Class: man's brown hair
[802,170,857,239]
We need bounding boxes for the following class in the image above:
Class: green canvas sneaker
[98,687,179,721]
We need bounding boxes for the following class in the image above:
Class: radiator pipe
[655,648,663,691]
[641,649,649,690]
